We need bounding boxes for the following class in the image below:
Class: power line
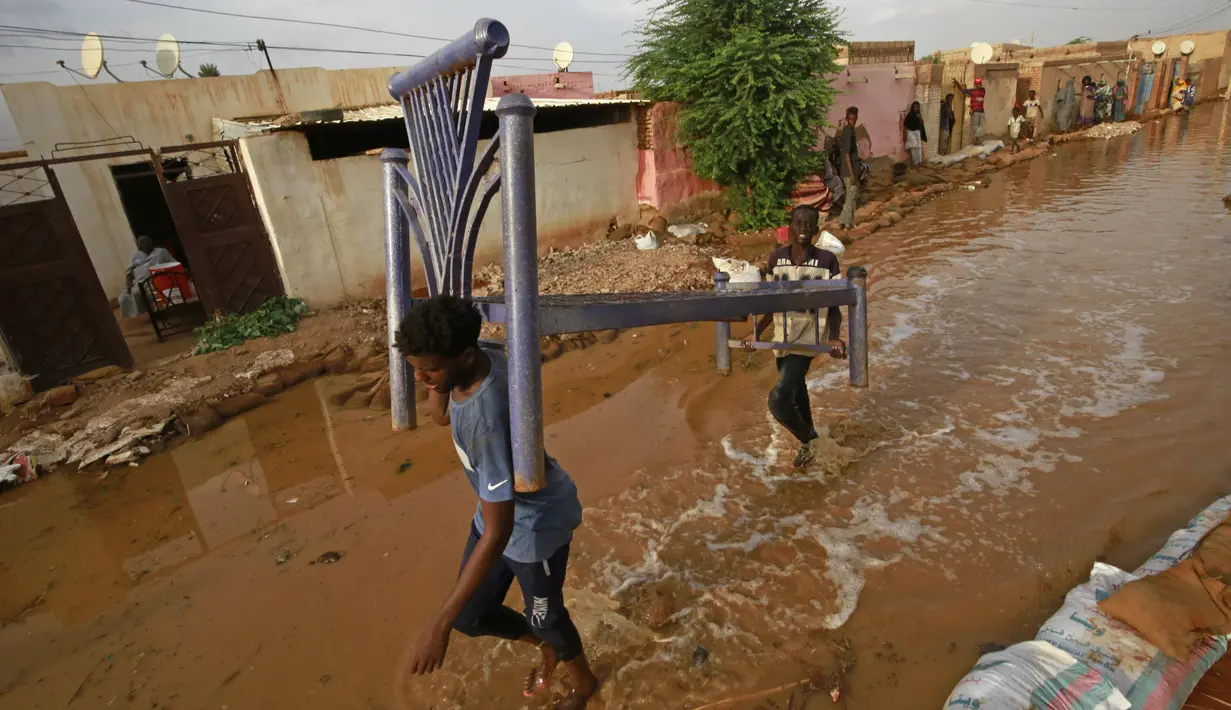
[62,68,121,137]
[121,0,634,57]
[0,24,250,48]
[966,0,1203,9]
[1147,0,1231,34]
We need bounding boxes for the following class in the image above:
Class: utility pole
[255,39,288,114]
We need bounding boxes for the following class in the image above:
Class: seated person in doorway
[743,205,847,469]
[397,296,600,709]
[122,235,175,316]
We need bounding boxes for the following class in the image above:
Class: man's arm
[409,427,516,675]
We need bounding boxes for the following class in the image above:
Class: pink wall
[490,72,595,99]
[637,102,720,209]
[826,64,918,161]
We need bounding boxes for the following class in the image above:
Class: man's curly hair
[394,296,482,357]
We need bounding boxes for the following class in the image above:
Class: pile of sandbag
[944,495,1231,709]
[928,140,1005,168]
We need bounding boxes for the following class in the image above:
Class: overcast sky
[2,0,1229,150]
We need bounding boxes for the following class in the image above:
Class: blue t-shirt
[449,350,582,563]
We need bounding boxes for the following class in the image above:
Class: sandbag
[1136,494,1231,577]
[711,257,761,284]
[1036,562,1226,709]
[943,640,1130,709]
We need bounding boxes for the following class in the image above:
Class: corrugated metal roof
[234,97,648,131]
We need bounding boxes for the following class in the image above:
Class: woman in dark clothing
[939,94,956,155]
[903,101,928,166]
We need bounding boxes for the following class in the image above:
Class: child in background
[1008,106,1027,153]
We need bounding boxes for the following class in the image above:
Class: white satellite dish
[1151,40,1167,57]
[155,33,180,77]
[970,42,994,65]
[553,41,574,72]
[1180,39,1195,56]
[81,32,104,79]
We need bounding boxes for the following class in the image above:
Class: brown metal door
[158,143,283,316]
[0,163,132,388]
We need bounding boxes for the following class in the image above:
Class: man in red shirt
[954,76,987,145]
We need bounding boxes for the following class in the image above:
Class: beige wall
[0,67,402,296]
[241,119,640,307]
[1130,31,1231,87]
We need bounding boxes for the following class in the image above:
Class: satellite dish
[81,32,104,79]
[1151,40,1167,57]
[970,42,994,65]
[552,41,574,72]
[1180,40,1195,56]
[155,33,180,77]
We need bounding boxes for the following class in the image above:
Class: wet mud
[3,103,1231,709]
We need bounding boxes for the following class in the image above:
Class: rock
[44,385,78,407]
[596,330,619,345]
[74,365,124,383]
[648,215,668,234]
[692,646,710,667]
[638,203,662,225]
[323,347,350,375]
[211,392,269,419]
[606,224,634,242]
[254,373,283,396]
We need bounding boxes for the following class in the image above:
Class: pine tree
[628,0,845,229]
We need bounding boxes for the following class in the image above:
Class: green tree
[628,0,845,229]
[1067,36,1093,45]
[198,63,221,77]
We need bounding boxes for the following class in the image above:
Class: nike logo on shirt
[487,480,509,491]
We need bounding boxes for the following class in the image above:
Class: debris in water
[285,497,299,505]
[691,645,710,667]
[397,460,413,474]
[275,550,293,565]
[310,551,344,565]
[831,687,841,702]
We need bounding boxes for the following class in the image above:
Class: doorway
[110,160,190,268]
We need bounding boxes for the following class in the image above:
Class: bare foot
[524,644,559,697]
[554,659,599,709]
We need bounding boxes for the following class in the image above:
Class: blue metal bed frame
[382,19,868,493]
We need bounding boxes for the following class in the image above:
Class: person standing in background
[1007,106,1027,153]
[1079,76,1096,127]
[939,93,956,155]
[1111,79,1129,122]
[837,107,861,231]
[1023,90,1042,141]
[903,101,928,167]
[1054,78,1077,132]
[955,77,987,144]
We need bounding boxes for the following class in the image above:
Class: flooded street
[3,103,1231,710]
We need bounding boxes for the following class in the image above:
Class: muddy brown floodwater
[4,103,1231,710]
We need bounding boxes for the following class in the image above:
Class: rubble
[474,240,715,297]
[1083,121,1143,140]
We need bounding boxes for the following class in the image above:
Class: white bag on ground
[1035,562,1227,710]
[711,257,761,284]
[634,230,659,251]
[1135,494,1231,576]
[943,640,1130,709]
[818,230,845,256]
[667,222,708,239]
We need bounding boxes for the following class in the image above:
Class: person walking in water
[398,296,599,710]
[837,107,860,230]
[903,101,928,167]
[955,76,987,144]
[744,205,847,469]
[939,93,956,155]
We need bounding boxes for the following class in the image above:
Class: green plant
[1067,36,1093,45]
[920,53,942,64]
[628,0,845,230]
[193,297,309,354]
[198,63,221,77]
